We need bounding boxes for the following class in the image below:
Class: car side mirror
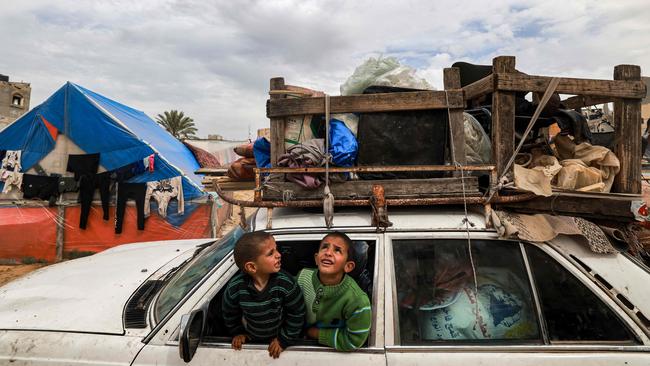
[179,309,204,363]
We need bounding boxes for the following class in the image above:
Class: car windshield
[153,226,244,322]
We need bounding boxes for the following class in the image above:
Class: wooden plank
[495,73,646,98]
[203,177,256,191]
[195,167,228,176]
[613,65,642,194]
[269,77,286,167]
[562,95,615,110]
[462,74,493,101]
[492,56,516,178]
[262,177,479,201]
[266,90,465,118]
[444,67,466,166]
[496,192,641,222]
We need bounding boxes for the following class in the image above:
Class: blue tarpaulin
[0,82,204,200]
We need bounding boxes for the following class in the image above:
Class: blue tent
[0,82,204,200]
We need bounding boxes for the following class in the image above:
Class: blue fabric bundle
[329,119,357,167]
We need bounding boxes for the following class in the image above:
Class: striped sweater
[222,270,305,348]
[297,268,372,351]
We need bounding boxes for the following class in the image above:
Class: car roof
[254,205,489,232]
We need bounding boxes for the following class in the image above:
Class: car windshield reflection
[153,226,244,322]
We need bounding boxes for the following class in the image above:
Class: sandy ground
[0,264,47,287]
[0,190,257,287]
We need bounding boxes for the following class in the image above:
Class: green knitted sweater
[297,268,371,351]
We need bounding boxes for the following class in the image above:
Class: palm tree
[156,110,198,139]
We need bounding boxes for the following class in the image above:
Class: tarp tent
[0,82,204,199]
[0,82,232,263]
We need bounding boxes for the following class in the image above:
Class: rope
[445,89,481,328]
[323,94,334,228]
[487,77,560,202]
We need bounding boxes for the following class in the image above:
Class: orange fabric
[63,204,214,255]
[0,206,58,263]
[40,116,59,141]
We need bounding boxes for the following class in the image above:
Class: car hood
[0,238,215,335]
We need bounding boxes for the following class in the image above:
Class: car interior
[203,239,376,347]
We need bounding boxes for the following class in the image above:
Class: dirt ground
[0,264,47,287]
[0,190,256,287]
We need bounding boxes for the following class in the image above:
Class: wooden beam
[561,95,615,110]
[496,192,641,222]
[266,90,464,118]
[492,56,516,178]
[462,74,493,101]
[262,177,479,201]
[269,77,286,167]
[495,73,646,99]
[444,67,466,165]
[613,65,642,194]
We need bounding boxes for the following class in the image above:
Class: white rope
[487,77,560,202]
[323,94,334,228]
[445,90,480,327]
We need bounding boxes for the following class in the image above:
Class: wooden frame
[460,56,646,195]
[264,75,474,202]
[256,56,645,219]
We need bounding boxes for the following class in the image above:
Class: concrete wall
[0,80,31,129]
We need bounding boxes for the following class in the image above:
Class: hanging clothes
[144,176,184,218]
[22,174,60,205]
[142,154,155,173]
[66,153,109,229]
[1,171,23,194]
[1,150,21,172]
[115,182,147,234]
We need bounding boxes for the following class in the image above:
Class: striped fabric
[297,268,372,351]
[222,270,305,348]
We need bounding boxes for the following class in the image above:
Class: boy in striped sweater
[297,232,372,351]
[222,231,306,358]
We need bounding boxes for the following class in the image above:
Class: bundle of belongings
[227,143,257,181]
[453,61,621,196]
[239,57,453,188]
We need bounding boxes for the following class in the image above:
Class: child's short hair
[322,231,356,262]
[234,231,273,271]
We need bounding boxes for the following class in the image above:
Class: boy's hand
[268,338,284,358]
[306,327,319,340]
[231,334,248,350]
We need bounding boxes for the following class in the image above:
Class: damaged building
[0,74,31,129]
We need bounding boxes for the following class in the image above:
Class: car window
[392,239,540,344]
[154,227,244,322]
[203,239,376,346]
[525,245,638,343]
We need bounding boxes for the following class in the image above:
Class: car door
[133,232,386,366]
[383,231,650,366]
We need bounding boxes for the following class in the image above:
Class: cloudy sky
[1,0,649,140]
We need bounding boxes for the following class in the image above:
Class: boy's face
[246,237,282,275]
[314,235,355,277]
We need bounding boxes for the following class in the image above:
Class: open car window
[392,239,541,344]
[203,238,376,347]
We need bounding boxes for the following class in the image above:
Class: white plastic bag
[463,113,492,164]
[340,56,433,95]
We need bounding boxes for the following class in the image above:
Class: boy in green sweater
[297,232,372,351]
[222,231,306,358]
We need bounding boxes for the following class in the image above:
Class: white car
[1,207,649,365]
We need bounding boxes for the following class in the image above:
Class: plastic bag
[331,113,359,137]
[253,137,271,169]
[284,115,315,148]
[463,113,492,164]
[329,119,358,167]
[340,56,433,96]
